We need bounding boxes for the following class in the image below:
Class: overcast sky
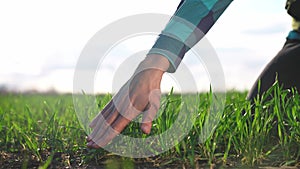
[0,0,291,93]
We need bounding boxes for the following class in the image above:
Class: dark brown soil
[1,151,299,169]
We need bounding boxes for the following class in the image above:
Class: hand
[87,54,169,148]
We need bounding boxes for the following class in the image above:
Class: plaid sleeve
[148,0,233,72]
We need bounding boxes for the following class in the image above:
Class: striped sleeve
[148,0,233,72]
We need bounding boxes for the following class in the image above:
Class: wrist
[141,54,170,72]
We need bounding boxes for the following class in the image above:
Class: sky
[0,0,291,93]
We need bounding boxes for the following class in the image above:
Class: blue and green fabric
[148,0,233,72]
[148,0,299,73]
[288,18,300,40]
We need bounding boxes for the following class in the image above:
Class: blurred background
[0,0,290,94]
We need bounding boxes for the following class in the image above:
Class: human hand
[87,54,169,148]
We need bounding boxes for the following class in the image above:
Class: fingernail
[87,142,92,147]
[142,126,150,134]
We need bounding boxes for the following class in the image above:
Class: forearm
[148,0,233,72]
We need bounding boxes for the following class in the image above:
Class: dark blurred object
[286,0,300,20]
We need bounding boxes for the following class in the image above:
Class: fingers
[87,90,139,148]
[87,115,131,148]
[87,101,114,143]
[89,90,127,128]
[141,89,161,134]
[88,106,120,144]
[89,100,114,128]
[86,136,92,142]
[87,83,161,148]
[141,104,159,134]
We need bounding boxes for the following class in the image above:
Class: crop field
[0,83,300,168]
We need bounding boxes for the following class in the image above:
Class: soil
[1,151,299,169]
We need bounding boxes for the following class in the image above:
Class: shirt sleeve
[147,0,233,72]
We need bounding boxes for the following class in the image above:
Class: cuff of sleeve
[287,30,300,40]
[147,34,189,73]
